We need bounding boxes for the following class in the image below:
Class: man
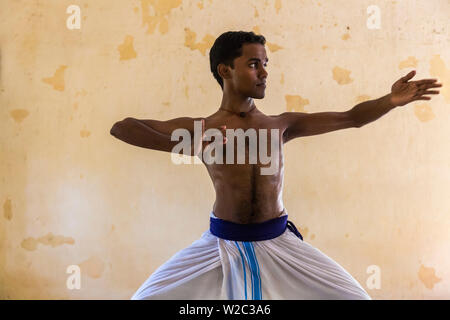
[110,31,441,299]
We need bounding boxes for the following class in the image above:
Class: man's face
[224,43,269,99]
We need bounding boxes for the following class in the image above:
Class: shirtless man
[110,31,441,300]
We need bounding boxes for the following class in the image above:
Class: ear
[217,63,232,81]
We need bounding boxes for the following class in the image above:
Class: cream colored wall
[0,0,449,299]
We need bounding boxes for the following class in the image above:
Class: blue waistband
[209,214,303,242]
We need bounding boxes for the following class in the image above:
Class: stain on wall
[418,264,442,289]
[42,65,68,91]
[285,95,309,112]
[118,35,137,61]
[414,104,435,122]
[9,109,30,124]
[21,233,75,251]
[79,256,105,279]
[184,28,215,56]
[3,199,13,220]
[141,0,183,35]
[332,66,353,85]
[429,55,450,103]
[399,56,418,69]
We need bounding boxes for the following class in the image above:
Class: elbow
[110,126,118,136]
[110,123,120,136]
[110,117,134,136]
[348,110,361,128]
[110,119,126,137]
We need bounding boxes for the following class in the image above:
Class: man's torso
[201,109,288,224]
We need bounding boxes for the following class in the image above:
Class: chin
[250,91,265,99]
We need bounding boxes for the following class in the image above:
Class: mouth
[256,83,266,88]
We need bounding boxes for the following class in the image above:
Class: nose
[259,65,268,79]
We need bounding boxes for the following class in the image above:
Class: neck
[219,90,256,115]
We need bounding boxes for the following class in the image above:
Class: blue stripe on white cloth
[234,241,248,300]
[250,243,262,299]
[241,242,254,299]
[243,242,262,300]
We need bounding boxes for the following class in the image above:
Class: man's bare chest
[200,114,284,176]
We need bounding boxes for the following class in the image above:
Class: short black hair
[209,31,266,90]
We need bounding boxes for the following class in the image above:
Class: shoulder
[267,111,294,129]
[262,112,293,143]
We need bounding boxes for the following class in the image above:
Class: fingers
[426,83,443,89]
[415,82,442,93]
[416,88,440,95]
[422,90,440,94]
[402,70,416,82]
[201,124,227,149]
[219,125,227,144]
[414,90,440,99]
[415,81,442,90]
[415,79,439,85]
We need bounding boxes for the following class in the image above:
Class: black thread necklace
[219,105,256,118]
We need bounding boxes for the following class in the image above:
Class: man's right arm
[110,117,201,155]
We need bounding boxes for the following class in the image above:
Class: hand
[192,119,227,157]
[390,70,442,107]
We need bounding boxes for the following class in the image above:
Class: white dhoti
[131,209,371,300]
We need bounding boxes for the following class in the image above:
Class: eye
[249,62,268,68]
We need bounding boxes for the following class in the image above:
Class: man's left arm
[282,71,442,143]
[351,70,442,128]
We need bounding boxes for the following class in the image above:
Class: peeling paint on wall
[79,256,105,279]
[252,26,282,52]
[21,233,75,251]
[418,264,442,289]
[341,33,350,40]
[3,199,12,220]
[140,0,182,35]
[266,42,283,53]
[332,66,353,85]
[184,28,215,56]
[355,95,371,103]
[10,109,29,124]
[42,65,67,91]
[275,0,282,14]
[253,6,259,18]
[80,127,91,138]
[285,95,309,112]
[399,56,418,69]
[414,104,435,122]
[118,35,137,61]
[429,55,450,104]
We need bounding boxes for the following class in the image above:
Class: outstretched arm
[282,71,442,143]
[351,70,442,128]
